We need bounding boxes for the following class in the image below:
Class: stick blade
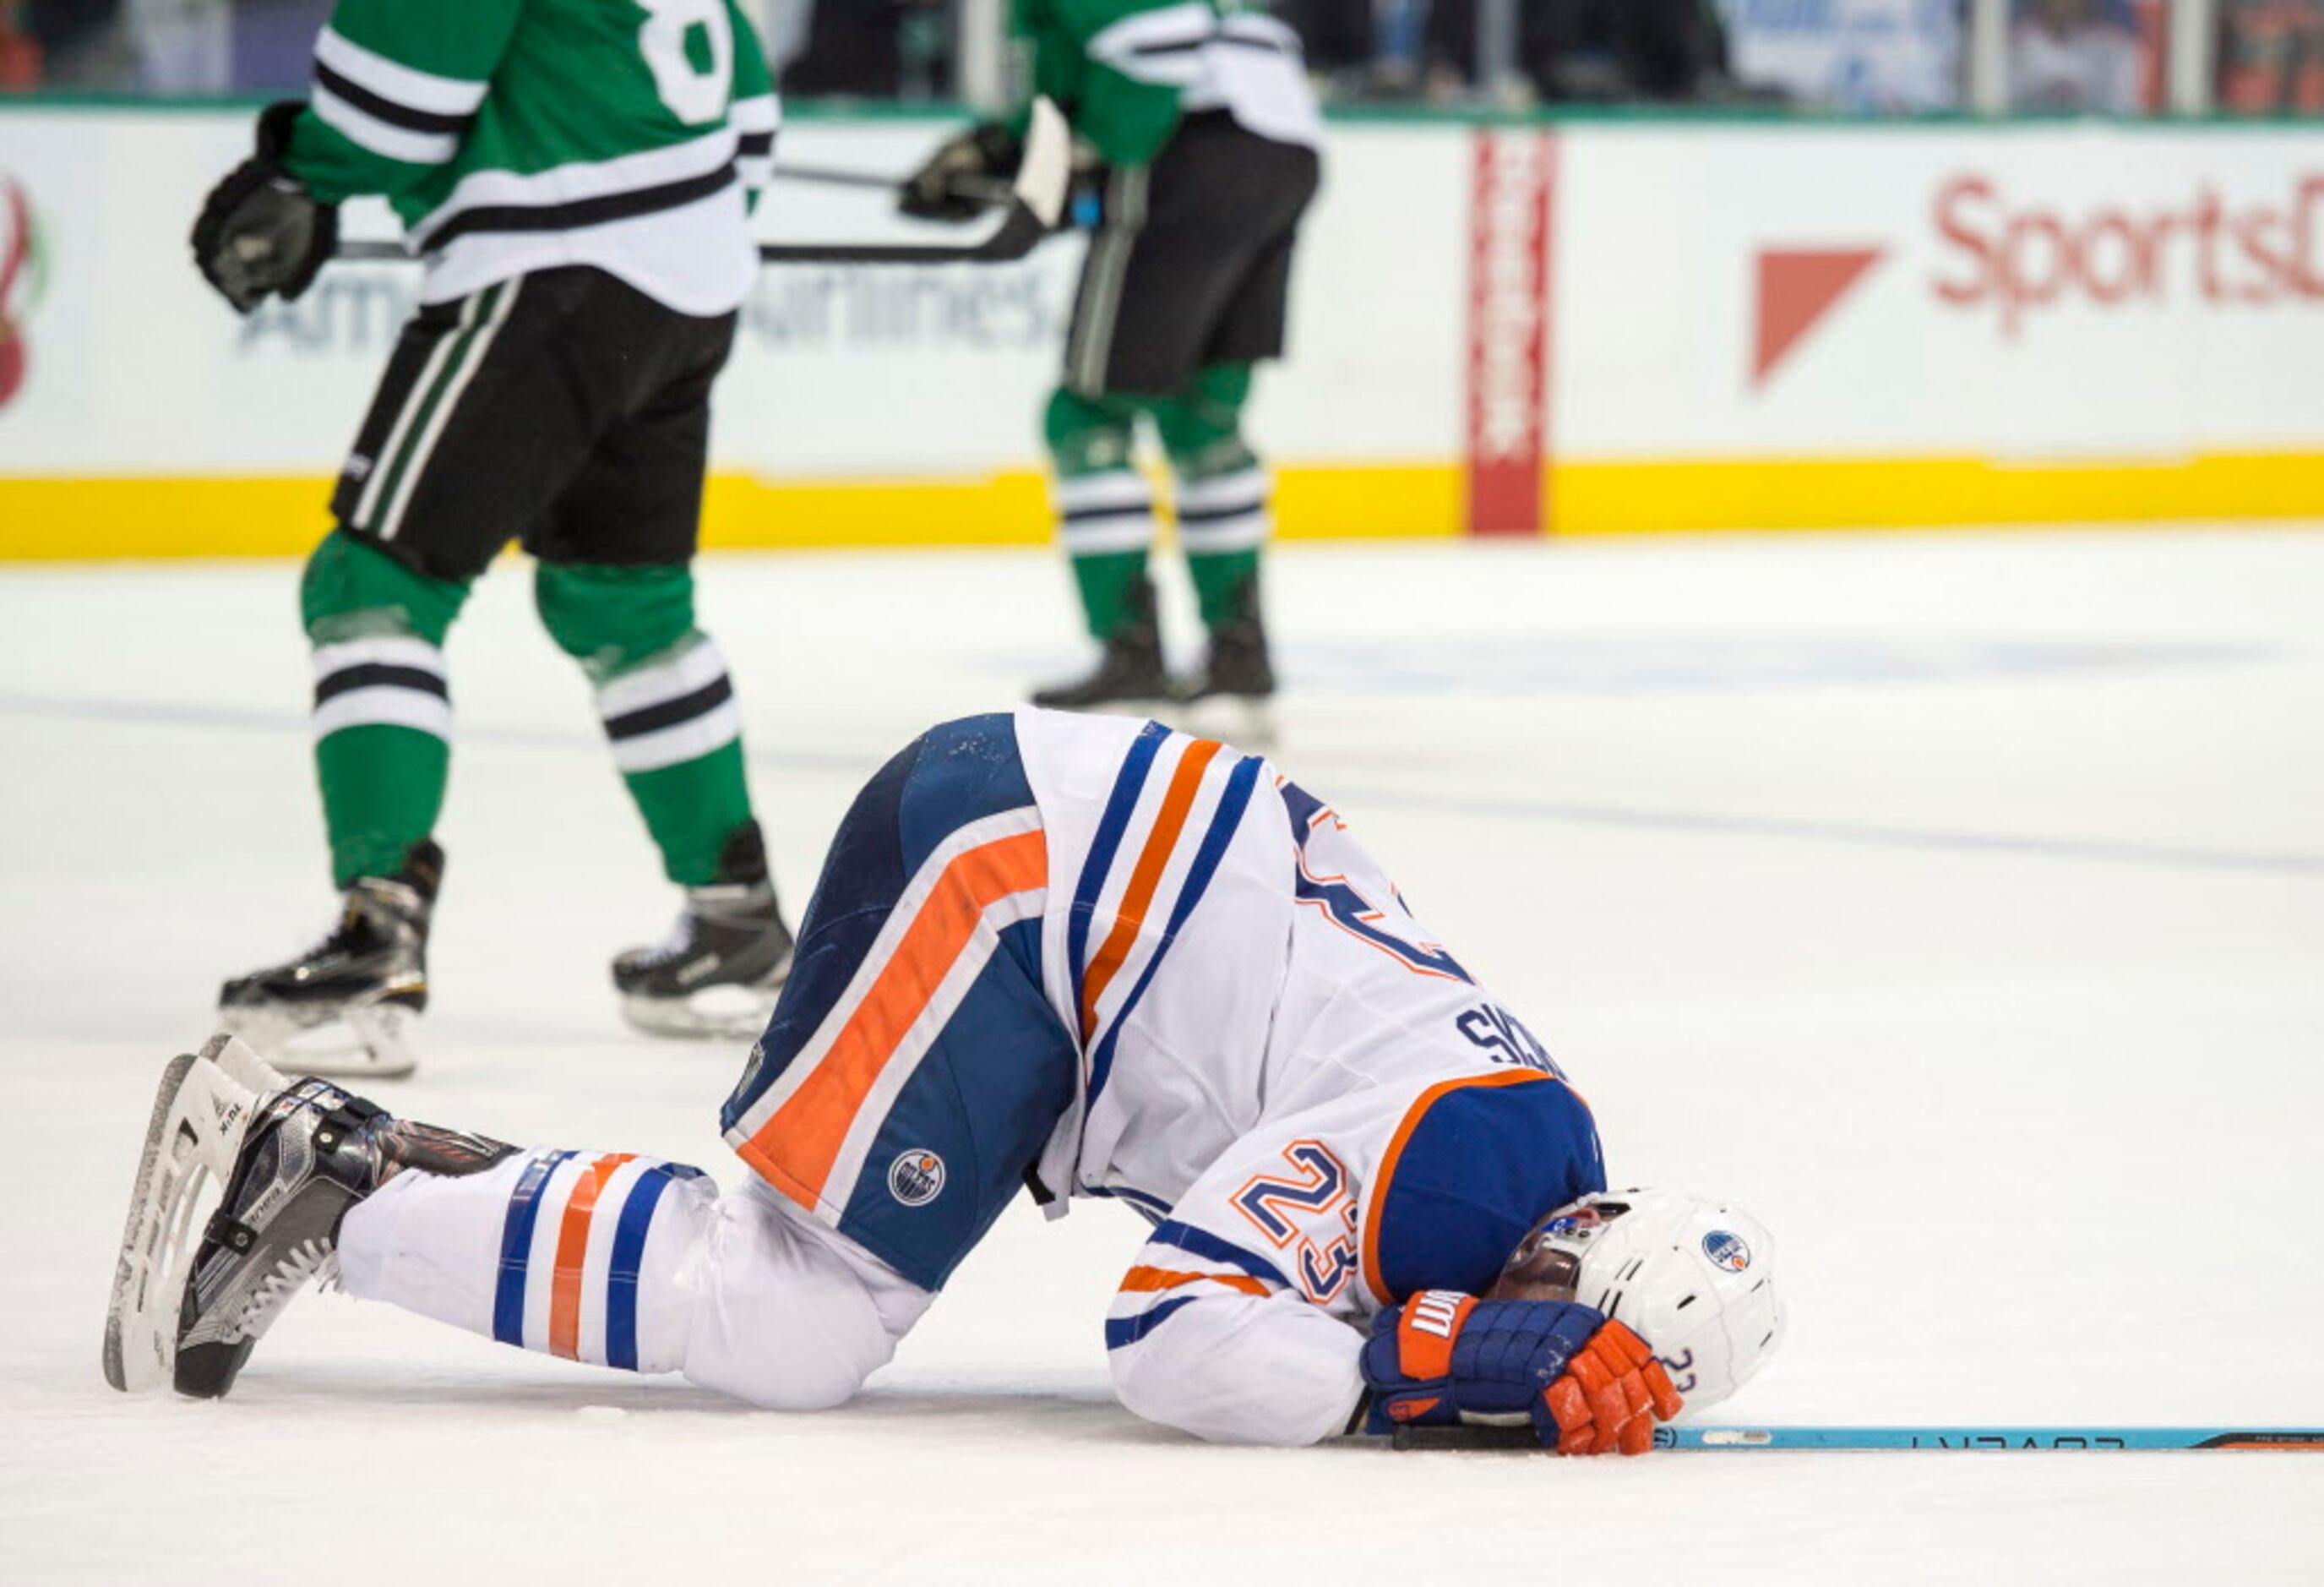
[1012,96,1072,231]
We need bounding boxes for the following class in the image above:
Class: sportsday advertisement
[0,109,2317,556]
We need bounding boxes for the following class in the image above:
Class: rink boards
[0,107,2320,556]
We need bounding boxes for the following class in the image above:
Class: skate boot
[613,821,795,1039]
[103,1033,515,1397]
[218,840,439,1081]
[1178,576,1276,745]
[1031,578,1173,712]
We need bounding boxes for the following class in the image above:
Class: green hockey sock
[301,529,472,887]
[1185,545,1262,630]
[1156,364,1268,631]
[1044,385,1156,640]
[535,560,755,886]
[1069,550,1154,640]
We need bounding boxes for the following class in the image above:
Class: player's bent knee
[532,559,697,671]
[300,527,473,646]
[678,1190,903,1411]
[1042,386,1137,474]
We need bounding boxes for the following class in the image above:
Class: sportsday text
[1931,173,2324,336]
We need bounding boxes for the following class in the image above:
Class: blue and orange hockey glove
[1358,1293,1684,1454]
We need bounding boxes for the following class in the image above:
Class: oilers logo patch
[888,1150,945,1208]
[1701,1229,1750,1273]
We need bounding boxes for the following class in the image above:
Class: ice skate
[104,1033,514,1398]
[217,840,439,1081]
[614,821,795,1039]
[1031,579,1173,712]
[1177,580,1276,747]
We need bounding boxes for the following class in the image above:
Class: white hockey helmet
[1490,1188,1784,1412]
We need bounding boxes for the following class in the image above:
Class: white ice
[3,527,2321,1584]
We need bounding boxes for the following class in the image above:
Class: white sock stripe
[311,634,446,684]
[1061,518,1160,555]
[312,687,454,741]
[309,85,460,166]
[571,1155,656,1366]
[314,26,489,117]
[1173,467,1271,513]
[594,638,728,721]
[608,700,743,774]
[378,277,525,541]
[1175,511,1270,552]
[1053,471,1154,515]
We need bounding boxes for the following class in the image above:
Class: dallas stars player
[902,0,1322,713]
[192,0,791,1074]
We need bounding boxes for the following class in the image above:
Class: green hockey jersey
[1014,0,1321,168]
[286,0,777,314]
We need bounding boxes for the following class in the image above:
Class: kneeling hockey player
[108,711,1783,1449]
[189,0,794,1075]
[901,1,1324,717]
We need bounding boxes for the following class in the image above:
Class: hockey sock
[1155,363,1269,630]
[534,560,755,888]
[301,529,473,888]
[338,1147,716,1372]
[1044,385,1156,640]
[338,1152,928,1408]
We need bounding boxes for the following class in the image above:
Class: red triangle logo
[1753,247,1882,388]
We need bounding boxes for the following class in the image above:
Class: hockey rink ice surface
[3,526,2321,1583]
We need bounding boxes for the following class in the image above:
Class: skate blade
[620,978,785,1041]
[1174,693,1277,752]
[104,1048,264,1392]
[216,1001,417,1081]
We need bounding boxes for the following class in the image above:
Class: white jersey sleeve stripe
[311,85,460,167]
[314,25,490,117]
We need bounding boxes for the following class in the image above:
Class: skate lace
[633,908,699,968]
[236,1238,342,1341]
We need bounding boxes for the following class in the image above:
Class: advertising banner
[0,106,2317,555]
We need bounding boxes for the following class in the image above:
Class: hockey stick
[1390,1425,2324,1452]
[335,98,1069,268]
[770,162,1015,206]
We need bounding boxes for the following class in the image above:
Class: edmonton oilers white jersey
[1012,708,1605,1442]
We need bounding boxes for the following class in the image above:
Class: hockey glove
[191,100,340,314]
[898,121,1023,223]
[1359,1293,1684,1455]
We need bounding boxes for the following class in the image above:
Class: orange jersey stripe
[1080,738,1223,1041]
[1360,1071,1549,1306]
[748,826,1048,1209]
[1118,1264,1274,1297]
[548,1153,634,1360]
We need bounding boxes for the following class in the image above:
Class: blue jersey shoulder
[1369,1075,1605,1304]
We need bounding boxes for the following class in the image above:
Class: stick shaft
[771,162,1013,205]
[332,202,1047,267]
[1390,1425,2324,1453]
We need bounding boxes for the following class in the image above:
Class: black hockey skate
[1177,577,1277,745]
[103,1033,514,1398]
[613,821,795,1039]
[1031,579,1173,712]
[218,840,440,1080]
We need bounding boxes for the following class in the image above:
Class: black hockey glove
[897,121,1024,224]
[190,100,340,314]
